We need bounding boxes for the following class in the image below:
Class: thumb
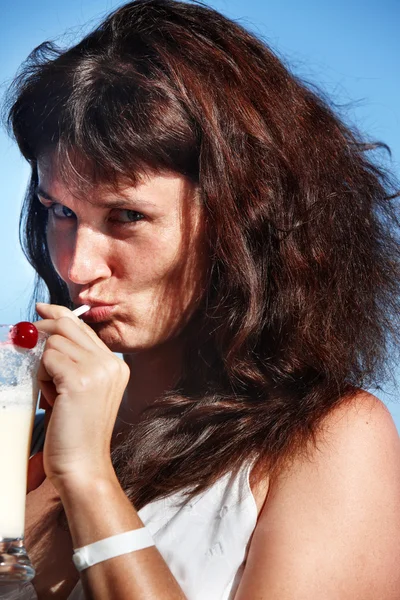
[27,451,46,493]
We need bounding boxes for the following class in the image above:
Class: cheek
[46,228,71,280]
[123,236,177,284]
[155,232,207,307]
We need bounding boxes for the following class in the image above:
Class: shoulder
[271,390,400,488]
[322,388,398,439]
[310,390,400,474]
[266,390,400,525]
[260,391,400,501]
[236,391,400,599]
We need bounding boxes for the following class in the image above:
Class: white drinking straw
[72,304,91,318]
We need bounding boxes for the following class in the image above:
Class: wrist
[50,458,117,498]
[53,464,142,550]
[72,528,155,572]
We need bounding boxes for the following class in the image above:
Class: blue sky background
[1,0,399,426]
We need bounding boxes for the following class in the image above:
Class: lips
[74,299,116,323]
[81,305,116,323]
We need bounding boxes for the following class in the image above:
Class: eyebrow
[35,186,55,202]
[34,185,157,209]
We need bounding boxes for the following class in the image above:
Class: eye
[49,203,76,220]
[110,209,145,224]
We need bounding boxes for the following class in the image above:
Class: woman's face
[36,154,208,353]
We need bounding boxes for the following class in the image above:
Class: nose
[67,225,112,286]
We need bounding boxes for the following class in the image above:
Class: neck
[113,336,184,441]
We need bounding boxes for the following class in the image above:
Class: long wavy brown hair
[5,0,400,509]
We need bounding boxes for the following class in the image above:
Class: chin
[88,321,156,354]
[88,322,128,351]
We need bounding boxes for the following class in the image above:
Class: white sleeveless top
[0,463,257,600]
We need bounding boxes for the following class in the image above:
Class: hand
[34,304,130,489]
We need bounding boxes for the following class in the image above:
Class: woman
[4,0,400,598]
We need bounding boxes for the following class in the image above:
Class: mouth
[77,304,117,323]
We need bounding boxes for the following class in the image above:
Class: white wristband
[72,527,155,572]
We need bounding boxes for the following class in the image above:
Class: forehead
[37,152,144,198]
[36,153,199,211]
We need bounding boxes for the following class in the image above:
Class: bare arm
[58,469,185,600]
[36,304,186,600]
[235,392,400,599]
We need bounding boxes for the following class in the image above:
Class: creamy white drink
[0,384,36,538]
[0,327,43,582]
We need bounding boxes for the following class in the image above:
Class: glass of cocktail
[0,323,45,582]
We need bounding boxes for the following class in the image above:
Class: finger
[36,305,109,351]
[37,317,100,354]
[74,318,111,351]
[44,333,89,363]
[38,347,104,399]
[36,303,80,321]
[37,347,75,389]
[27,452,46,493]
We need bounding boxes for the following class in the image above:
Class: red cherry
[10,321,39,349]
